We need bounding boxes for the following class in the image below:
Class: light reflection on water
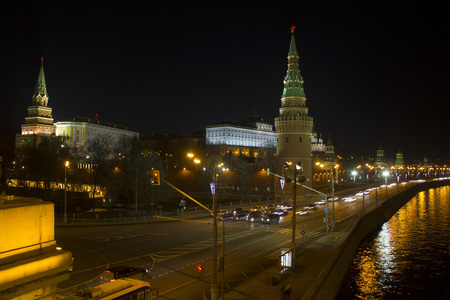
[337,186,450,299]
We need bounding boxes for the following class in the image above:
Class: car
[251,206,264,212]
[343,197,356,202]
[221,212,234,220]
[277,203,292,210]
[233,212,247,221]
[303,204,316,210]
[100,266,148,283]
[296,210,309,216]
[246,211,262,223]
[314,200,326,205]
[232,207,245,214]
[265,207,278,214]
[212,210,229,217]
[261,213,280,224]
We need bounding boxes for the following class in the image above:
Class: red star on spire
[290,26,296,34]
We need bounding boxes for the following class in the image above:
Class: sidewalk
[223,231,348,300]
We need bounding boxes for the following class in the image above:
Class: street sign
[324,207,329,212]
[210,182,216,195]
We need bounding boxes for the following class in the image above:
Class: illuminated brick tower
[274,27,314,186]
[15,58,56,148]
[394,149,405,170]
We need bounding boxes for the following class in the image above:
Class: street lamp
[383,171,389,199]
[188,153,222,300]
[64,161,69,224]
[316,162,337,232]
[283,161,303,270]
[351,170,357,183]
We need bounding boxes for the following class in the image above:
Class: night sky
[1,1,449,160]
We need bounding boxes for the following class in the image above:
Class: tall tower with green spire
[274,26,314,186]
[16,58,56,148]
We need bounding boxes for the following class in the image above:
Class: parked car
[100,266,148,283]
[261,213,280,224]
[246,211,262,223]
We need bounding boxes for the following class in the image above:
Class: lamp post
[351,170,357,183]
[64,161,69,223]
[188,154,221,300]
[283,161,302,270]
[316,162,337,232]
[383,171,389,199]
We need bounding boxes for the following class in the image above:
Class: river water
[336,185,450,299]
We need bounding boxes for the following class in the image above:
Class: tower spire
[283,27,305,98]
[32,57,49,106]
[275,27,314,187]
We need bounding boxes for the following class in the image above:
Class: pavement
[222,231,349,300]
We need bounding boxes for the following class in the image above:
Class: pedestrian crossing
[151,226,293,263]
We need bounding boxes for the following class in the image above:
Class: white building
[55,116,139,149]
[206,115,276,148]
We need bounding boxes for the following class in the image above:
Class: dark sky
[1,1,449,161]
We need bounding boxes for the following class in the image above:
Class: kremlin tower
[274,27,314,187]
[15,58,56,148]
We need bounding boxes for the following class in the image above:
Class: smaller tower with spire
[16,58,56,148]
[375,146,386,168]
[394,149,405,170]
[324,135,335,164]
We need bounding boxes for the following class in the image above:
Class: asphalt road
[55,181,410,299]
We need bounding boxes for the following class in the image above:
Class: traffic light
[180,199,186,209]
[150,170,160,185]
[196,264,203,279]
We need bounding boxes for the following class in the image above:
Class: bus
[59,278,152,300]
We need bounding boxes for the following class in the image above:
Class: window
[285,136,289,143]
[299,136,302,143]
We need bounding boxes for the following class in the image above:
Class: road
[55,181,413,299]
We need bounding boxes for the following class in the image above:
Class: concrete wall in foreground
[0,197,72,299]
[303,180,450,300]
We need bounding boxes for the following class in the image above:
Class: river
[336,185,450,299]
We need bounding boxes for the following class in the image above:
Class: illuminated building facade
[206,112,276,159]
[55,116,139,151]
[206,118,275,148]
[15,58,57,149]
[274,27,314,186]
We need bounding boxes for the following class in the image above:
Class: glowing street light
[188,153,222,300]
[64,161,69,224]
[316,162,338,232]
[383,171,389,198]
[283,161,303,269]
[351,170,357,183]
